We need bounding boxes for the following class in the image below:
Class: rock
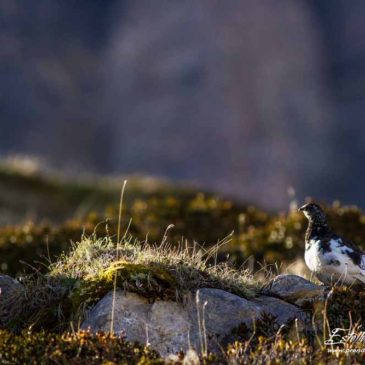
[149,300,192,355]
[82,291,193,355]
[0,275,24,324]
[262,274,326,306]
[187,289,308,349]
[82,288,307,356]
[0,275,23,299]
[81,291,151,343]
[252,296,308,326]
[186,288,262,349]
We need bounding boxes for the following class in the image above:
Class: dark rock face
[2,1,365,208]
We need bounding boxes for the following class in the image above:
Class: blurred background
[1,0,365,209]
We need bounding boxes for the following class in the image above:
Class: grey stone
[187,289,307,349]
[186,288,262,349]
[82,288,307,356]
[0,274,23,299]
[252,296,309,326]
[149,300,192,355]
[262,274,326,306]
[81,291,151,344]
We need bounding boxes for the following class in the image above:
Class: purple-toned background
[1,0,365,209]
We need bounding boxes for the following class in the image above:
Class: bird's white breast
[305,239,323,272]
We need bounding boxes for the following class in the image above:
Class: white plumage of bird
[299,203,365,286]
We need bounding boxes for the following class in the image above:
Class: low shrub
[1,329,362,364]
[0,330,163,365]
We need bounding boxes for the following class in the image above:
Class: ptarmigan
[299,203,365,286]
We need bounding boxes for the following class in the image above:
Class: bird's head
[298,203,327,224]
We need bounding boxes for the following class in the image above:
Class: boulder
[262,274,326,306]
[81,291,151,342]
[0,274,23,299]
[187,289,309,348]
[149,300,192,355]
[252,296,308,329]
[186,288,262,349]
[82,287,307,356]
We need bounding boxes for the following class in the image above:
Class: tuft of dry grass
[51,231,261,301]
[0,273,73,332]
[1,230,262,333]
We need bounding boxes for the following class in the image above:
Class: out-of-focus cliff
[1,0,364,208]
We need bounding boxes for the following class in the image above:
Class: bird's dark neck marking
[305,220,331,244]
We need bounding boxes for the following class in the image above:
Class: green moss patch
[70,261,177,311]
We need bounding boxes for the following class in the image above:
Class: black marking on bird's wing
[348,240,364,252]
[332,234,365,267]
[327,258,341,266]
[339,236,364,264]
[348,251,364,267]
[333,233,360,250]
[331,235,345,247]
[320,240,332,253]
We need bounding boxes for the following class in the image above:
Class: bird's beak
[298,206,305,212]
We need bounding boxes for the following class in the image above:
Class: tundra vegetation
[0,163,364,364]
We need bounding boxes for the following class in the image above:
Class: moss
[226,333,365,364]
[4,167,365,362]
[325,287,365,330]
[70,260,177,311]
[0,165,120,223]
[2,329,362,364]
[0,190,264,276]
[101,193,267,260]
[0,221,97,276]
[0,232,258,333]
[0,330,163,365]
[3,163,365,276]
[17,201,365,276]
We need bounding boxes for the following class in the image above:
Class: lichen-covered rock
[82,288,307,356]
[262,274,326,306]
[0,274,23,299]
